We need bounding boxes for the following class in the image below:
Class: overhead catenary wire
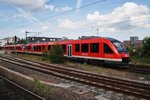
[40,0,106,21]
[33,15,150,37]
[18,0,107,29]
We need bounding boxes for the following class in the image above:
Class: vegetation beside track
[127,36,150,65]
[41,45,65,63]
[49,45,65,63]
[131,55,150,65]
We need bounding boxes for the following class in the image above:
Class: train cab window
[112,41,127,53]
[104,43,114,53]
[81,43,88,53]
[62,45,66,53]
[48,45,51,50]
[90,43,99,53]
[75,44,80,52]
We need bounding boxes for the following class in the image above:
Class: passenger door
[67,44,72,57]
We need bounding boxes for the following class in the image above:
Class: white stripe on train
[19,51,122,62]
[64,55,122,62]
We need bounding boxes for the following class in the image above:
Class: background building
[0,39,7,46]
[0,36,20,46]
[123,36,143,48]
[27,37,61,43]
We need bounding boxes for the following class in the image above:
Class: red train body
[3,37,130,65]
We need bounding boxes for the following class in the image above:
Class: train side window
[62,45,66,53]
[27,46,29,50]
[36,46,38,51]
[39,46,41,51]
[42,46,45,50]
[81,43,88,53]
[48,45,51,50]
[25,46,27,50]
[90,43,99,53]
[33,46,35,51]
[37,46,39,51]
[37,46,40,51]
[36,46,37,51]
[75,44,80,52]
[104,43,114,53]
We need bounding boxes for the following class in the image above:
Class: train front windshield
[113,41,127,53]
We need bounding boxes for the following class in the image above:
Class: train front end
[112,40,130,65]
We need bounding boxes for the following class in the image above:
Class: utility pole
[96,28,99,36]
[92,25,94,35]
[25,31,42,39]
[14,35,17,54]
[25,31,29,41]
[25,31,42,43]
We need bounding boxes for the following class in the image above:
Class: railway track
[15,52,150,74]
[11,52,150,74]
[0,55,150,99]
[128,64,150,74]
[0,75,45,100]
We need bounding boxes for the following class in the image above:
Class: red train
[4,37,130,65]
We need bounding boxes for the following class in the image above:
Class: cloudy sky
[0,0,150,41]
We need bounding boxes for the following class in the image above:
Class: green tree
[49,44,65,63]
[142,36,150,57]
[41,49,49,61]
[17,38,27,44]
[126,46,143,57]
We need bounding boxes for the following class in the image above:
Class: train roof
[24,36,121,45]
[104,37,121,43]
[77,36,120,42]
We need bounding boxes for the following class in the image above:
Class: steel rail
[0,75,46,100]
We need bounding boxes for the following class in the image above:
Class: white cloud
[45,4,72,12]
[55,6,72,12]
[86,2,150,31]
[42,25,48,30]
[58,2,150,33]
[0,0,46,10]
[45,4,55,11]
[59,19,86,30]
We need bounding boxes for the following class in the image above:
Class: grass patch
[131,56,150,65]
[33,78,49,96]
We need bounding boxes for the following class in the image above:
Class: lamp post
[14,35,17,54]
[25,31,29,42]
[96,28,99,36]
